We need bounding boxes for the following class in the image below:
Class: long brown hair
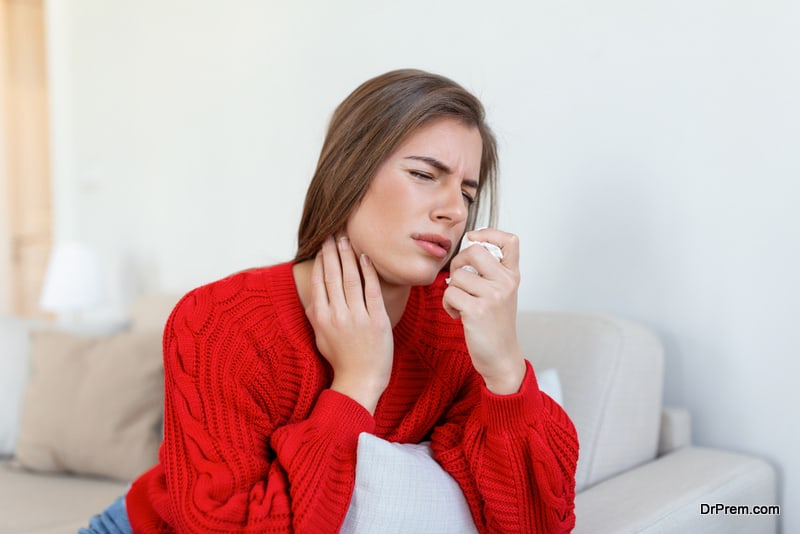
[295,69,498,262]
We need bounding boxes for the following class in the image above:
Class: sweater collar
[267,261,428,353]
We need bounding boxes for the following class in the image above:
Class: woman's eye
[462,192,476,206]
[410,171,434,180]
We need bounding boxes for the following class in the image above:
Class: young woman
[81,69,578,533]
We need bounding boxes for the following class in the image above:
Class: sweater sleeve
[430,360,578,533]
[151,289,374,533]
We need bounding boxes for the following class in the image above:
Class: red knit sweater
[126,262,578,533]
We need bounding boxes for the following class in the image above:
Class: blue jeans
[77,494,131,534]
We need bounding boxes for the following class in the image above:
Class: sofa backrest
[127,296,665,492]
[129,293,183,333]
[516,312,664,492]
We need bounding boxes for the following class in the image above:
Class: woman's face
[345,117,483,287]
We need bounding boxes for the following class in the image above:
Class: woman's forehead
[392,118,482,171]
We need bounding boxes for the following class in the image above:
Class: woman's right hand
[305,235,393,415]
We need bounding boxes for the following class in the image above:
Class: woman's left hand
[443,228,527,395]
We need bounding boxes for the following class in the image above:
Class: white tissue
[446,231,503,283]
[460,235,503,273]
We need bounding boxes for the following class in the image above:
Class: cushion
[339,369,562,533]
[129,293,181,332]
[341,433,478,533]
[0,317,43,456]
[573,447,777,533]
[536,367,563,407]
[14,329,163,481]
[517,312,664,492]
[0,457,129,533]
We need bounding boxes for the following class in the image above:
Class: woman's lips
[412,234,452,259]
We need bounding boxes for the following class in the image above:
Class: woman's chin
[375,262,442,288]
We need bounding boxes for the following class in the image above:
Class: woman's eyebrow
[405,155,451,173]
[404,155,479,189]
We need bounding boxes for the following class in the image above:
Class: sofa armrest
[658,406,692,456]
[574,446,777,534]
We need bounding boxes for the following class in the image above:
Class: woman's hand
[305,236,394,414]
[443,228,527,395]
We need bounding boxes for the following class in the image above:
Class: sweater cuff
[480,360,543,434]
[313,389,376,444]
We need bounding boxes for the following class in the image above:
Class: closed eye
[410,169,475,206]
[410,170,434,180]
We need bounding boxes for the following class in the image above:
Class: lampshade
[39,241,107,312]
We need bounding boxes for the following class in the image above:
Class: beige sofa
[0,295,778,533]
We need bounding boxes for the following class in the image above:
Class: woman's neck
[292,260,410,328]
[377,280,411,327]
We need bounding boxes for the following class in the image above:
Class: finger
[443,300,460,319]
[450,243,505,282]
[359,254,386,317]
[310,251,329,308]
[446,265,485,297]
[321,236,346,307]
[442,285,475,319]
[337,236,364,309]
[464,228,520,271]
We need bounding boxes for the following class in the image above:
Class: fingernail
[338,236,350,250]
[360,253,370,266]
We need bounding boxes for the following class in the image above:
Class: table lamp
[39,241,107,322]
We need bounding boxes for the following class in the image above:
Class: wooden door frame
[1,0,13,314]
[0,0,52,317]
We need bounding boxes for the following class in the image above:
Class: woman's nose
[432,184,468,223]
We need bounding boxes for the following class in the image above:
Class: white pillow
[340,368,562,533]
[0,317,42,456]
[536,367,564,407]
[341,433,478,534]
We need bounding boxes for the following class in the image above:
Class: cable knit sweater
[125,262,578,533]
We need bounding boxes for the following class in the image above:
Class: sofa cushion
[129,293,181,332]
[517,312,664,492]
[0,458,128,533]
[536,367,563,406]
[573,446,777,533]
[341,433,478,533]
[339,369,563,533]
[0,317,42,456]
[15,329,163,481]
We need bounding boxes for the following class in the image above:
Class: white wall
[46,0,798,530]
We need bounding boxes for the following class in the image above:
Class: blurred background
[1,0,797,530]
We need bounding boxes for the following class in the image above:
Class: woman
[82,69,578,533]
